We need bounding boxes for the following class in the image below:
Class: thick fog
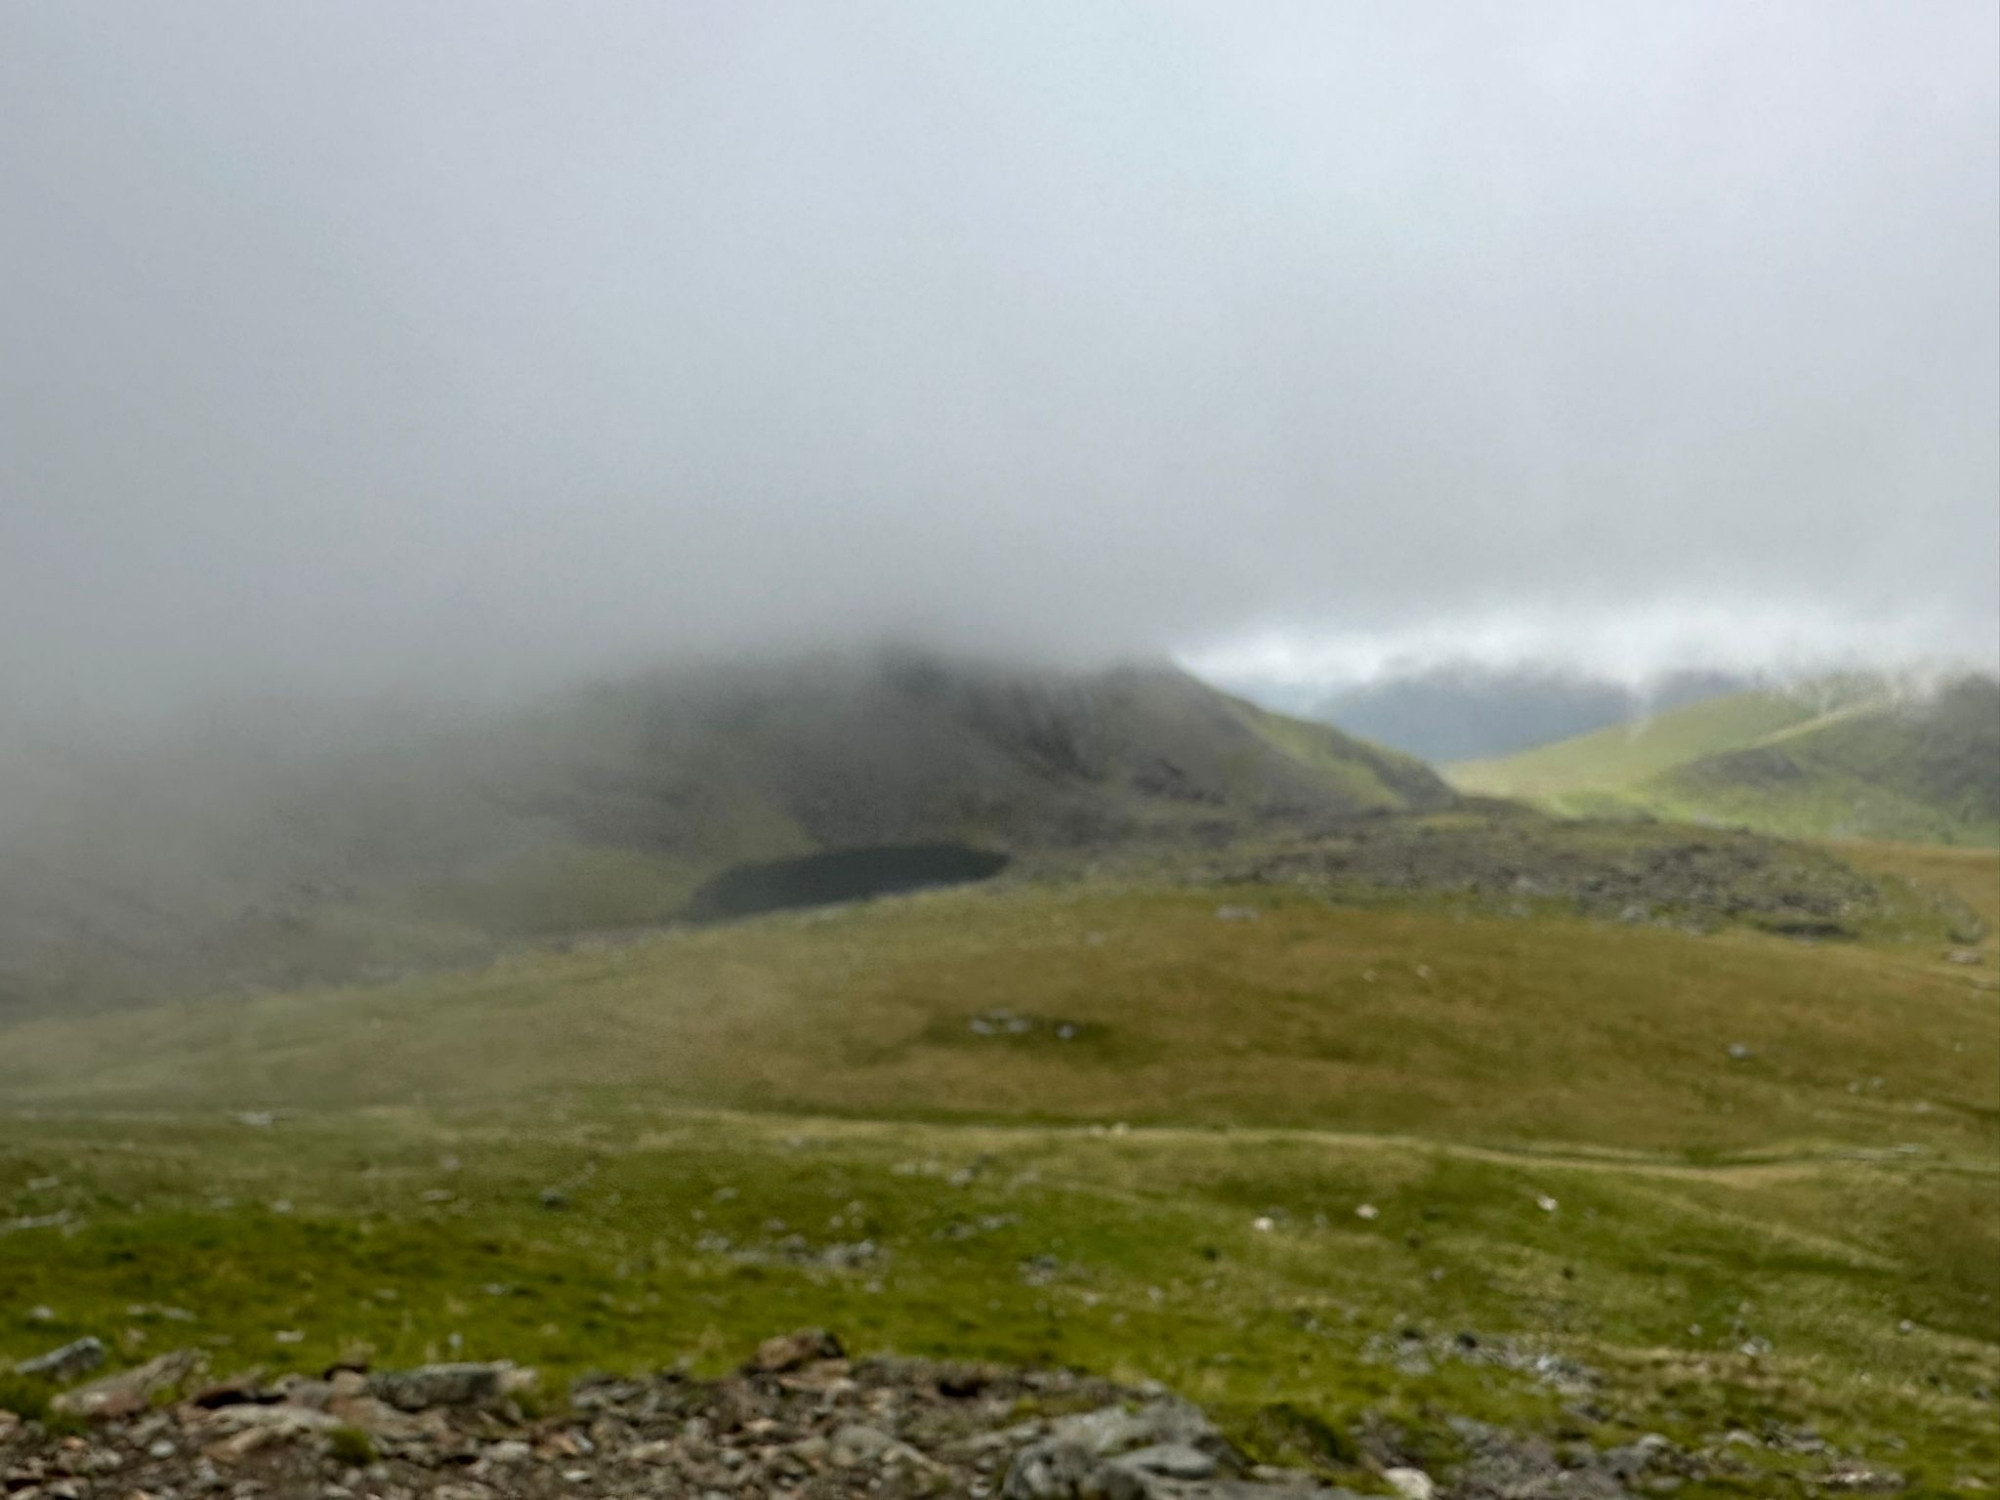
[3,1,1995,720]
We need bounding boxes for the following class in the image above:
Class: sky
[3,1,1995,720]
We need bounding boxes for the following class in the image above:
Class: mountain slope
[536,652,1450,858]
[1451,674,2000,845]
[4,874,1995,1485]
[0,652,1451,1015]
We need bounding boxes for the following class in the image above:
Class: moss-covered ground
[3,847,1995,1494]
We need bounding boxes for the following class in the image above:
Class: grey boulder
[1003,1399,1354,1498]
[14,1337,107,1382]
[365,1362,507,1411]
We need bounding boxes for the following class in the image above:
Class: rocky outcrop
[0,1331,1869,1499]
[0,1333,1365,1499]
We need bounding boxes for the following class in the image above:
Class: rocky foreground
[0,1330,1889,1499]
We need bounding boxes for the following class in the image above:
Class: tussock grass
[2,883,1990,1158]
[2,850,1995,1492]
[0,1106,1992,1490]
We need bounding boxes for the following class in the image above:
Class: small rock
[1214,905,1261,922]
[1726,1042,1754,1061]
[209,1404,343,1436]
[52,1349,201,1420]
[1946,949,1983,965]
[1355,1203,1380,1221]
[1004,1400,1234,1498]
[1052,1399,1224,1460]
[752,1328,844,1374]
[1385,1467,1437,1500]
[15,1337,107,1382]
[1112,1442,1217,1480]
[1,1210,74,1233]
[1002,1439,1098,1500]
[1823,1464,1906,1492]
[830,1424,901,1466]
[365,1363,508,1411]
[1604,1434,1674,1480]
[1535,1195,1559,1213]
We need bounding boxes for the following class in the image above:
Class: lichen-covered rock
[12,1336,106,1382]
[751,1325,846,1373]
[50,1349,202,1420]
[366,1361,509,1411]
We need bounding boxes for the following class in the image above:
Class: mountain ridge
[1450,672,2000,845]
[0,650,1452,1016]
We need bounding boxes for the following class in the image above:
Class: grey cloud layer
[2,1,1994,709]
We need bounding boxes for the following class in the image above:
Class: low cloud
[1,2,1992,722]
[1186,595,1997,700]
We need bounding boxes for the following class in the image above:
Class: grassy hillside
[3,855,1995,1492]
[1839,839,2000,946]
[3,877,1991,1153]
[1450,691,1831,801]
[1452,674,2000,845]
[0,652,1449,1018]
[4,674,1994,1490]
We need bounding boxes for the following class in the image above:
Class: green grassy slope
[5,1107,1994,1491]
[1839,839,2000,948]
[1451,675,2000,845]
[1450,690,1830,801]
[3,878,1989,1155]
[3,861,1996,1492]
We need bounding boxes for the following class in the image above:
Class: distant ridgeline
[0,652,1449,1015]
[1310,665,1753,764]
[1449,673,2000,846]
